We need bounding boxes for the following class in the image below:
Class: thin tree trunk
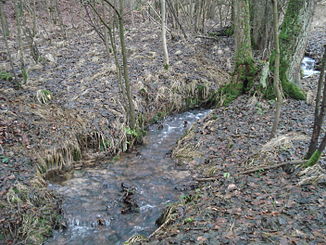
[161,0,169,69]
[271,0,283,138]
[0,2,18,87]
[118,0,136,129]
[15,0,27,84]
[166,0,187,39]
[306,45,326,158]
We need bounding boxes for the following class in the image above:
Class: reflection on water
[46,110,210,245]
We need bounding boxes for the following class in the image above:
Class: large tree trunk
[279,0,316,85]
[250,0,274,57]
[250,0,288,59]
[233,0,254,86]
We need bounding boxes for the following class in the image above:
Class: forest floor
[1,2,326,244]
[142,5,326,244]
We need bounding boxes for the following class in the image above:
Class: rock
[44,54,56,63]
[227,184,237,191]
[175,50,182,55]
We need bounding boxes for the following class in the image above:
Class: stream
[301,56,320,78]
[46,109,210,245]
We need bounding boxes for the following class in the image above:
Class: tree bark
[306,45,326,158]
[233,0,254,86]
[0,2,18,87]
[161,0,169,69]
[279,0,316,85]
[271,0,283,138]
[118,0,136,129]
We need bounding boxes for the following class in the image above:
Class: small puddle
[301,56,320,78]
[46,109,210,245]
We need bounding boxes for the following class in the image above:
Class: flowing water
[301,56,320,78]
[46,110,210,245]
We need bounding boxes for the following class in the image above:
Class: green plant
[150,111,167,124]
[0,71,13,81]
[223,172,231,178]
[0,155,9,164]
[36,89,52,104]
[184,217,194,224]
[112,155,120,161]
[99,139,110,151]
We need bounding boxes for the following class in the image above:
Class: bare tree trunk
[54,0,67,39]
[233,0,254,86]
[270,0,283,138]
[118,0,136,129]
[306,45,326,158]
[15,0,28,84]
[0,2,18,87]
[161,0,169,69]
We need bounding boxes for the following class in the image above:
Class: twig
[195,35,219,41]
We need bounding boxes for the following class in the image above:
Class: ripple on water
[46,109,210,244]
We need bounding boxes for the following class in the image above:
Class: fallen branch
[195,35,219,41]
[238,160,304,175]
[195,160,304,182]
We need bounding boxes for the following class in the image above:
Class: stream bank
[46,110,210,244]
[0,20,230,244]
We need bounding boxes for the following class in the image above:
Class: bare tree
[270,0,283,138]
[161,0,169,69]
[0,1,18,87]
[306,45,326,162]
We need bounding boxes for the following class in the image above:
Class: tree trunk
[279,0,316,85]
[118,0,136,129]
[161,0,169,69]
[233,0,255,86]
[250,0,274,58]
[15,0,28,84]
[306,45,326,158]
[270,0,283,138]
[0,2,18,87]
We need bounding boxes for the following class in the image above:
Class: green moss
[266,50,306,100]
[263,77,305,100]
[303,150,321,167]
[218,83,243,106]
[150,111,167,124]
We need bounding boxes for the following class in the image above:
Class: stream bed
[46,109,210,245]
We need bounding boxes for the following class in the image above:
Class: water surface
[47,110,209,245]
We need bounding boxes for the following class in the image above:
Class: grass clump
[36,89,53,104]
[0,71,13,81]
[0,184,62,244]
